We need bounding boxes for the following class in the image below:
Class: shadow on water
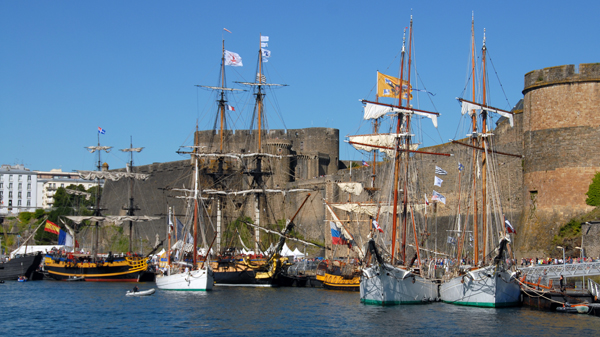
[2,281,600,336]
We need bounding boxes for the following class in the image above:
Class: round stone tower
[518,63,600,254]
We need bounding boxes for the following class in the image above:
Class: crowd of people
[520,256,597,266]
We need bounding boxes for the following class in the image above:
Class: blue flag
[98,127,106,134]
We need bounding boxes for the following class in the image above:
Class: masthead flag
[377,72,412,100]
[223,28,232,34]
[224,50,243,67]
[226,104,235,111]
[330,222,347,245]
[98,127,106,134]
[458,162,464,172]
[362,160,370,167]
[261,36,269,42]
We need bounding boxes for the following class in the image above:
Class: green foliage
[18,212,34,224]
[34,209,46,219]
[222,216,254,250]
[585,172,600,206]
[558,219,581,238]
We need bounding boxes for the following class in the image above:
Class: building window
[27,191,31,198]
[9,175,13,182]
[0,191,3,199]
[8,200,12,206]
[0,182,3,188]
[27,183,31,190]
[9,183,13,189]
[53,183,56,188]
[61,183,64,188]
[18,183,22,190]
[9,191,12,198]
[27,175,31,181]
[18,200,21,206]
[27,200,30,206]
[18,192,22,198]
[18,175,22,182]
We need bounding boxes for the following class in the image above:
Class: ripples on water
[1,281,600,336]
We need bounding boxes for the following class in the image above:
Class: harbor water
[2,281,600,336]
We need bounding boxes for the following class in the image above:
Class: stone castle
[101,63,600,258]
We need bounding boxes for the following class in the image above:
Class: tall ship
[357,17,447,305]
[439,16,520,307]
[44,135,160,282]
[172,32,313,287]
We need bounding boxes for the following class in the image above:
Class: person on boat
[133,285,139,293]
[559,275,565,292]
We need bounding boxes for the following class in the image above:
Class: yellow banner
[377,72,412,100]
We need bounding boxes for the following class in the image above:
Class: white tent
[280,243,294,257]
[10,245,68,259]
[292,248,305,258]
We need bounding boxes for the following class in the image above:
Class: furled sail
[337,182,363,196]
[65,189,91,200]
[459,99,513,127]
[65,215,161,225]
[78,171,150,181]
[363,102,438,128]
[348,134,418,158]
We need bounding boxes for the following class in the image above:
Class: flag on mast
[44,220,60,235]
[435,166,447,175]
[224,50,243,67]
[434,176,443,187]
[372,219,383,233]
[98,127,106,134]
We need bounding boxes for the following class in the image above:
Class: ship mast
[120,137,143,253]
[470,14,479,267]
[481,29,488,263]
[390,26,407,264]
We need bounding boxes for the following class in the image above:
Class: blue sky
[1,1,598,172]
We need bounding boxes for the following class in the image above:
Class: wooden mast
[219,40,226,153]
[400,16,414,264]
[470,14,479,267]
[390,26,407,264]
[481,29,488,263]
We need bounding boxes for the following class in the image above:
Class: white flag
[435,166,448,175]
[432,190,446,204]
[434,176,443,187]
[224,50,243,67]
[261,43,268,48]
[261,36,269,42]
[261,49,271,63]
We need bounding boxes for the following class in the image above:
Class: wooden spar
[451,141,523,158]
[348,141,452,156]
[220,40,226,153]
[390,26,407,265]
[372,118,378,195]
[457,97,513,116]
[410,205,422,269]
[470,16,479,267]
[361,99,440,116]
[401,16,414,264]
[481,30,488,263]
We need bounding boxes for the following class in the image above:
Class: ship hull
[156,268,213,291]
[0,253,43,281]
[44,255,148,282]
[360,263,438,305]
[212,259,277,287]
[323,272,360,291]
[439,266,521,307]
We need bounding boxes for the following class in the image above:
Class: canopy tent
[10,245,69,259]
[292,248,305,258]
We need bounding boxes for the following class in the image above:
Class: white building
[36,169,97,209]
[0,164,38,215]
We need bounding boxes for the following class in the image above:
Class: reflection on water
[2,281,600,336]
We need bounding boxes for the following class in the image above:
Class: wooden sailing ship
[439,16,520,307]
[44,135,160,282]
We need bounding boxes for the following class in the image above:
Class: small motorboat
[126,288,156,297]
[17,276,28,282]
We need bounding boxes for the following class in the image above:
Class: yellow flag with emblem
[377,72,412,100]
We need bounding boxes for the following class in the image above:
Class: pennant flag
[434,176,443,187]
[224,50,243,67]
[44,220,60,235]
[330,221,347,245]
[226,104,235,111]
[98,127,106,134]
[435,166,448,175]
[58,229,73,246]
[223,28,232,34]
[505,219,516,234]
[431,190,446,204]
[424,193,429,206]
[372,219,384,233]
[458,162,464,172]
[377,72,412,100]
[362,160,370,167]
[261,36,269,42]
[256,73,266,83]
[261,43,268,48]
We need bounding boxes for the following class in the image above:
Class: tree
[585,172,600,206]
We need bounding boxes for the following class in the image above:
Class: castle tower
[518,63,600,254]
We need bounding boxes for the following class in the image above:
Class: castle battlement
[523,63,600,94]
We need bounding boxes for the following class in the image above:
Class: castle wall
[518,63,600,255]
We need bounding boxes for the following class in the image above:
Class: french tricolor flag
[330,221,347,245]
[227,104,235,111]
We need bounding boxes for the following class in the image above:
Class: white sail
[337,182,364,196]
[78,171,150,181]
[460,100,513,127]
[348,134,418,158]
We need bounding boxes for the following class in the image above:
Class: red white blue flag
[98,127,106,134]
[330,221,347,245]
[362,160,370,167]
[505,219,516,234]
[372,219,383,233]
